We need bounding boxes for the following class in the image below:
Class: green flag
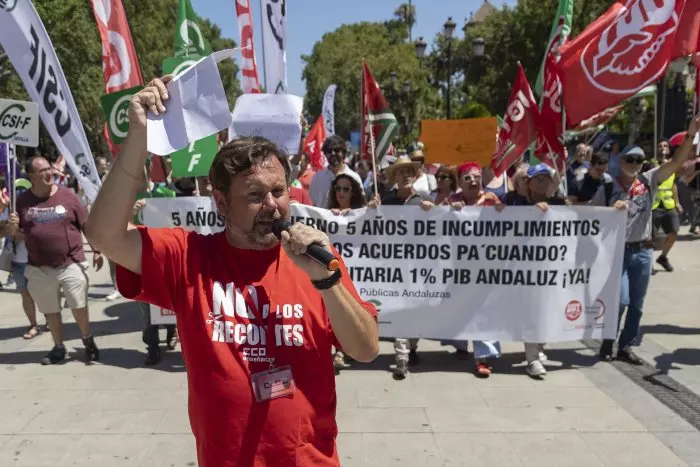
[535,0,574,97]
[174,0,212,58]
[100,85,143,144]
[170,135,219,177]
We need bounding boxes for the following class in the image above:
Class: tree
[0,0,240,161]
[425,0,614,117]
[302,22,441,145]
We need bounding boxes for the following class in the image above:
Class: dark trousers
[139,301,175,349]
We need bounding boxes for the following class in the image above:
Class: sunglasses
[622,156,644,165]
[437,174,452,181]
[461,175,482,182]
[334,186,351,193]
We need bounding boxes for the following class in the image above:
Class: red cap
[457,161,481,176]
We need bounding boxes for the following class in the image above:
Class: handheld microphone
[272,220,340,271]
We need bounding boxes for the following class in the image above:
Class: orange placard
[419,117,498,168]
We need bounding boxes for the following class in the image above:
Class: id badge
[251,365,296,402]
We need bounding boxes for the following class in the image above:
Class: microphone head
[271,220,292,239]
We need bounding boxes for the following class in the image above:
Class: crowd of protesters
[0,115,699,379]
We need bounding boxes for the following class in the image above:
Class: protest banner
[142,198,625,342]
[420,117,497,167]
[0,0,101,201]
[260,0,287,93]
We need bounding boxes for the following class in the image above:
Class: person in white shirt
[309,135,363,208]
[409,146,437,198]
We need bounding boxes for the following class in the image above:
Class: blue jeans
[441,340,501,361]
[617,247,653,349]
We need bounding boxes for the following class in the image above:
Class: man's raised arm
[86,77,172,274]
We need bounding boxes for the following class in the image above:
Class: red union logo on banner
[235,0,261,93]
[580,0,684,94]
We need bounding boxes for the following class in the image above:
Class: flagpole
[259,0,268,92]
[368,120,379,201]
[10,144,15,213]
[654,89,658,161]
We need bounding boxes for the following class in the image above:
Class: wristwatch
[311,269,342,290]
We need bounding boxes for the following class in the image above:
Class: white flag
[261,0,287,94]
[322,84,337,136]
[0,1,101,201]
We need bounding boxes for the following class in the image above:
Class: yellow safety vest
[652,173,675,210]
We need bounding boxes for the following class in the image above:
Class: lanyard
[616,176,645,198]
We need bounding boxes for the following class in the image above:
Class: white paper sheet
[230,94,303,154]
[147,49,238,155]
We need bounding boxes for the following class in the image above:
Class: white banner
[322,84,337,136]
[0,1,101,201]
[141,198,625,342]
[260,0,287,94]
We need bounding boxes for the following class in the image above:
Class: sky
[192,0,518,97]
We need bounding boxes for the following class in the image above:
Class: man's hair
[322,135,346,155]
[208,136,292,193]
[591,152,609,166]
[658,138,669,145]
[24,155,48,175]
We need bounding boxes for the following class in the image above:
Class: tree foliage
[432,0,614,116]
[0,0,240,160]
[302,21,441,147]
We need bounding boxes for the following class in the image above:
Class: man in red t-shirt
[86,77,379,467]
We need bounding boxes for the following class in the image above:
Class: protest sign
[0,99,39,147]
[230,93,303,154]
[142,198,625,342]
[420,117,497,167]
[169,134,219,177]
[100,86,143,144]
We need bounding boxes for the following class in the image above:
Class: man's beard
[245,212,286,248]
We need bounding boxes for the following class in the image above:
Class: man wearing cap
[591,116,699,364]
[499,163,568,377]
[309,135,363,208]
[409,145,437,198]
[368,155,432,378]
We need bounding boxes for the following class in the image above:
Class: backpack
[604,173,650,207]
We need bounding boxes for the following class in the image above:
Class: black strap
[311,269,342,290]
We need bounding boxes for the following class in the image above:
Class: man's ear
[212,190,227,215]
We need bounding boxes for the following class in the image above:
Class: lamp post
[443,17,456,119]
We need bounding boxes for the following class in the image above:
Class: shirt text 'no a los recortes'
[209,282,306,362]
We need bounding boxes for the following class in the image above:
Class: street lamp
[414,37,427,60]
[402,80,411,94]
[472,37,485,58]
[443,17,457,119]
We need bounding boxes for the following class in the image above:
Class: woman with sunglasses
[327,174,367,371]
[431,166,458,205]
[327,174,367,215]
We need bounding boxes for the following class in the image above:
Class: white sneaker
[105,291,122,301]
[538,351,548,362]
[526,360,547,377]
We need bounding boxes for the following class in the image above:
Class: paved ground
[0,231,699,466]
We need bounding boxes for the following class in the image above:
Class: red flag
[304,116,327,171]
[361,63,399,161]
[491,63,540,177]
[235,0,261,93]
[672,0,700,57]
[573,105,624,131]
[559,0,687,127]
[536,53,566,173]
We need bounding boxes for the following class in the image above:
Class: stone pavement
[0,232,699,466]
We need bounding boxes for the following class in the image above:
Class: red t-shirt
[116,228,376,467]
[289,186,313,205]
